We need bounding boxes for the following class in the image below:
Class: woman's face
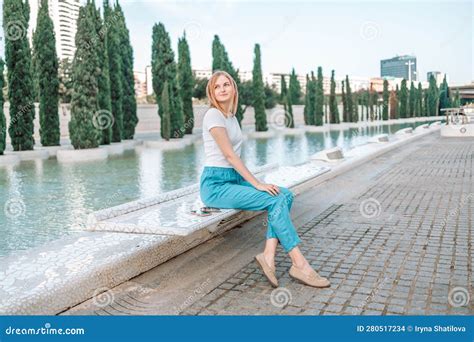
[214,75,233,103]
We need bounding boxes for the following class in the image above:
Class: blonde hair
[206,70,239,117]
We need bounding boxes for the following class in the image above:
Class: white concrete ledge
[245,130,277,139]
[145,135,199,150]
[278,127,305,135]
[0,154,21,167]
[122,139,142,150]
[100,142,124,156]
[368,134,389,143]
[414,124,429,132]
[310,146,344,163]
[37,145,74,158]
[302,124,329,132]
[441,124,474,137]
[57,148,108,163]
[395,127,413,135]
[4,149,49,161]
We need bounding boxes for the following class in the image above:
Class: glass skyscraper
[380,55,417,81]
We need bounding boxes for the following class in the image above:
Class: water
[0,121,435,257]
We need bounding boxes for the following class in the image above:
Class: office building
[380,55,417,82]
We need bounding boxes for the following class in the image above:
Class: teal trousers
[199,166,301,253]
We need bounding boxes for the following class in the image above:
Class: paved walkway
[63,133,473,315]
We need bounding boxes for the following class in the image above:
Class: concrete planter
[122,139,142,150]
[100,142,124,156]
[57,147,108,163]
[303,125,331,132]
[278,127,305,135]
[4,149,49,161]
[246,130,277,139]
[38,145,73,158]
[145,136,195,151]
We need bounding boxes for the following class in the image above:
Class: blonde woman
[199,70,330,288]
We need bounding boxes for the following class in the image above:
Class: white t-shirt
[202,107,243,168]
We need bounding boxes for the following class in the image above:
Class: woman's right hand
[255,182,280,196]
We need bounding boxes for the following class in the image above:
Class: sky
[1,0,473,84]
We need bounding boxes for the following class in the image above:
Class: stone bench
[85,163,331,235]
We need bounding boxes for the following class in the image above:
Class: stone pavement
[180,136,473,315]
[63,133,473,316]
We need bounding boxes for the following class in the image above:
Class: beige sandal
[255,253,278,288]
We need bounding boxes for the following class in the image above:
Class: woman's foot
[263,252,275,271]
[290,261,330,288]
[255,253,278,287]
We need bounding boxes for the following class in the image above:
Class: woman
[199,70,330,288]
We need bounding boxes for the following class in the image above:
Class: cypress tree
[211,35,244,126]
[151,22,183,139]
[382,79,389,120]
[389,90,399,119]
[329,70,339,123]
[151,23,167,138]
[345,76,353,122]
[307,72,316,125]
[280,74,293,128]
[33,0,60,146]
[0,58,5,155]
[303,74,310,125]
[104,0,123,142]
[178,31,194,135]
[58,58,73,103]
[415,82,423,117]
[372,91,379,121]
[280,74,287,103]
[399,79,408,118]
[438,75,451,112]
[286,89,294,128]
[116,1,137,139]
[68,2,101,149]
[315,66,324,126]
[353,92,359,122]
[408,81,416,117]
[3,0,36,151]
[423,89,429,116]
[288,68,301,105]
[367,90,373,121]
[211,35,224,72]
[92,1,112,145]
[252,44,267,131]
[452,89,461,107]
[31,28,40,103]
[427,75,439,116]
[395,85,400,118]
[161,80,171,141]
[341,80,347,122]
